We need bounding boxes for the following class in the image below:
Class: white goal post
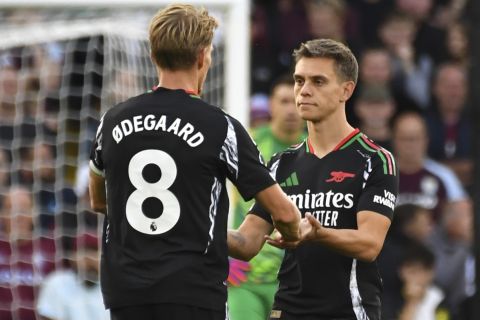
[0,0,251,126]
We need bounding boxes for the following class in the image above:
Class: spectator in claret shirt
[392,111,467,223]
[0,187,56,320]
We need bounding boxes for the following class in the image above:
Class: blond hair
[149,4,218,70]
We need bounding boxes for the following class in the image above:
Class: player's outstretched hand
[266,213,321,249]
[265,229,299,249]
[302,212,322,241]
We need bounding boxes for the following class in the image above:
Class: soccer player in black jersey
[228,39,399,320]
[88,4,300,320]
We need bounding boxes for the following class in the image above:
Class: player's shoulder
[104,89,225,121]
[350,133,397,175]
[351,133,393,157]
[286,140,306,152]
[270,141,305,162]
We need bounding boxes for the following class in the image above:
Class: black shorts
[110,303,227,320]
[269,309,357,320]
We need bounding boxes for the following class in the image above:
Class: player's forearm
[89,170,107,214]
[227,230,261,261]
[90,189,107,214]
[227,215,273,260]
[255,184,301,242]
[313,228,383,262]
[273,214,300,242]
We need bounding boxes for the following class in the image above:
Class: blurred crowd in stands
[0,0,475,319]
[245,0,474,319]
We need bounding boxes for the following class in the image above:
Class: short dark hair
[292,38,358,83]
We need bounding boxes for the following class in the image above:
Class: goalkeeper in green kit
[228,75,306,320]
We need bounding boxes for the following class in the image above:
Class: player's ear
[197,47,206,70]
[339,81,356,103]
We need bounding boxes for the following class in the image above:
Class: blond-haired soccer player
[88,4,300,320]
[228,39,398,320]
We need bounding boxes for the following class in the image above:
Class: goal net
[0,1,249,319]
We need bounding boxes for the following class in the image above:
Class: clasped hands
[267,213,322,249]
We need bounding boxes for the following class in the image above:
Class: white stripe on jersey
[349,259,369,320]
[269,158,281,180]
[362,157,372,189]
[89,160,104,177]
[205,177,222,254]
[95,113,105,151]
[220,116,239,179]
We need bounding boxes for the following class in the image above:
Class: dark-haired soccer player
[228,38,399,320]
[88,4,300,320]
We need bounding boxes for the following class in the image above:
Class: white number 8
[126,149,180,235]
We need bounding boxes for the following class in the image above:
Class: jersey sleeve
[220,115,275,201]
[89,113,106,176]
[357,151,399,220]
[247,153,283,226]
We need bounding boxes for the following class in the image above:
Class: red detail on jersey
[326,171,356,182]
[307,138,315,155]
[333,128,360,151]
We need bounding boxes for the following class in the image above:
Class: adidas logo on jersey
[279,172,299,187]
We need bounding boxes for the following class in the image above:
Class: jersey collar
[151,85,200,99]
[333,128,361,151]
[305,128,361,155]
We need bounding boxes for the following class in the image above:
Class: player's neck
[306,113,354,158]
[157,69,198,94]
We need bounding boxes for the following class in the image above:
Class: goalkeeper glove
[227,258,250,286]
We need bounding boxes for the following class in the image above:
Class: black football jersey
[89,87,275,310]
[251,129,399,320]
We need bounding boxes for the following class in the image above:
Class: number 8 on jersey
[126,149,180,235]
